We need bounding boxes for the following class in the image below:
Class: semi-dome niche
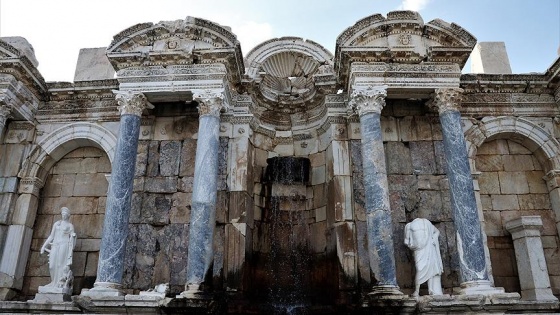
[245,37,336,128]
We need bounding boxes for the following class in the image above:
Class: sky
[0,0,558,82]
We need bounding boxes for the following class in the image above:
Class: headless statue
[404,218,443,297]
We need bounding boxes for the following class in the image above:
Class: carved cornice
[194,90,227,117]
[0,40,48,100]
[348,85,387,116]
[429,88,463,115]
[114,91,153,117]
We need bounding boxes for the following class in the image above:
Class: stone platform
[1,293,559,314]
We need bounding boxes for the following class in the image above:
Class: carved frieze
[348,85,387,116]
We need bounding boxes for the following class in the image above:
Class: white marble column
[0,105,12,141]
[349,85,402,296]
[506,216,558,301]
[181,90,227,297]
[83,91,152,297]
[430,88,501,295]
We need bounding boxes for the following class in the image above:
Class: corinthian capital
[429,88,463,115]
[194,89,228,117]
[349,85,388,116]
[114,91,153,117]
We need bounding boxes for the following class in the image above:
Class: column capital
[348,85,387,116]
[193,89,228,117]
[113,90,153,117]
[429,88,464,115]
[17,177,44,197]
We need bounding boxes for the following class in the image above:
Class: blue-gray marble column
[89,91,152,295]
[432,88,491,292]
[183,91,226,296]
[349,86,402,296]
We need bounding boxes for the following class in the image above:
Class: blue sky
[0,0,558,81]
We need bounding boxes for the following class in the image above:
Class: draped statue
[404,218,443,297]
[40,207,76,292]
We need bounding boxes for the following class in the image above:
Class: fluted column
[182,90,227,297]
[84,91,152,296]
[431,88,500,294]
[349,85,402,296]
[0,105,12,141]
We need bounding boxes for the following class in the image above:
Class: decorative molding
[114,90,153,117]
[348,85,387,116]
[429,88,463,115]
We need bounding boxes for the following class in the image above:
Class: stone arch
[19,122,117,183]
[464,116,560,173]
[467,116,560,294]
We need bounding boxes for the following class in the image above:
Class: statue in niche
[404,218,443,297]
[40,207,76,291]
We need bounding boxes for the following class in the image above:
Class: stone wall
[351,101,460,295]
[476,139,560,294]
[23,147,110,298]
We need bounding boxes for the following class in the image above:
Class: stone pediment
[335,11,476,88]
[106,16,244,85]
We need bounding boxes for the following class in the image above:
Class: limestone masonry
[0,10,560,314]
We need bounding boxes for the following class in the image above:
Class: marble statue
[40,207,76,290]
[404,218,443,297]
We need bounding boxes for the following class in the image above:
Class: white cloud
[400,0,432,11]
[232,21,273,54]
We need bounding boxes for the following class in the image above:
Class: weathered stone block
[518,194,551,210]
[312,165,326,185]
[85,252,99,277]
[502,155,534,171]
[478,139,509,155]
[135,141,149,177]
[145,177,177,193]
[492,195,520,210]
[159,141,181,176]
[140,193,171,225]
[170,192,191,224]
[483,211,503,236]
[384,142,412,174]
[73,173,109,196]
[409,141,436,174]
[527,171,548,193]
[146,141,160,177]
[310,221,327,253]
[499,171,529,194]
[61,174,76,196]
[179,139,196,177]
[350,140,362,174]
[433,141,447,174]
[478,171,501,194]
[178,176,194,193]
[73,214,104,239]
[476,155,503,172]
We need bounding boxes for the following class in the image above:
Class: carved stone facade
[1,10,560,314]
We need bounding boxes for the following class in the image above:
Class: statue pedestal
[30,285,72,303]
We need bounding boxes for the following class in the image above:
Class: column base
[368,285,404,298]
[457,280,504,295]
[80,282,123,298]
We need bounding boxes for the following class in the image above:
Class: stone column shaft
[350,86,400,294]
[90,91,151,294]
[184,91,225,294]
[432,88,490,288]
